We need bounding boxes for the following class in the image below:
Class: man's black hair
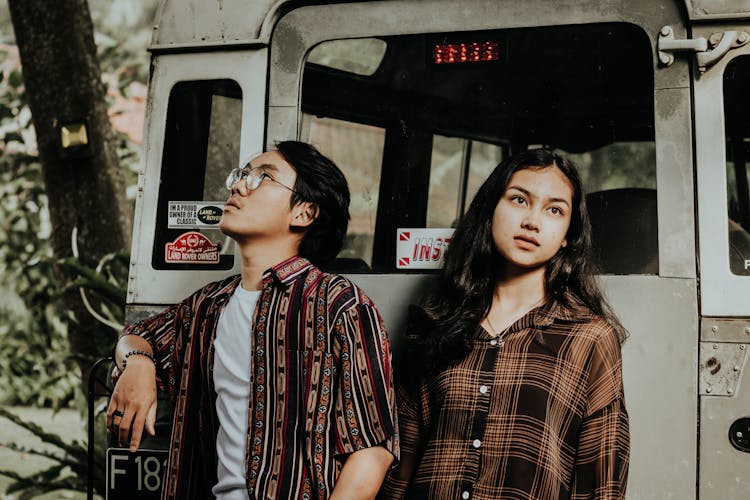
[275,141,350,266]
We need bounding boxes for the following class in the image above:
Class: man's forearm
[114,334,153,371]
[330,445,394,500]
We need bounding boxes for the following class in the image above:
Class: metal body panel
[693,25,750,490]
[655,87,697,278]
[269,0,688,110]
[604,276,698,500]
[151,0,279,50]
[702,318,750,342]
[344,274,698,500]
[699,341,747,396]
[693,30,750,316]
[700,336,750,498]
[127,50,267,305]
[127,273,699,500]
[149,0,750,50]
[687,0,750,21]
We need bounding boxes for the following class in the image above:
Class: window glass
[301,114,385,270]
[724,56,750,275]
[301,23,655,273]
[564,142,656,193]
[427,135,465,227]
[307,38,387,76]
[466,141,506,205]
[427,136,506,227]
[152,80,242,270]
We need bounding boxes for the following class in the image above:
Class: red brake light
[433,41,500,64]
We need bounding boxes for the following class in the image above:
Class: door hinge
[658,25,749,73]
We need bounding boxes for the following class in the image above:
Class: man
[107,141,398,499]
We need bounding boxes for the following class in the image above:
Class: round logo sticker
[197,206,223,225]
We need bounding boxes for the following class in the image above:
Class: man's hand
[107,337,158,452]
[330,445,394,500]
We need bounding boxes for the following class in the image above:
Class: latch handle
[658,25,750,73]
[658,26,707,66]
[697,30,750,72]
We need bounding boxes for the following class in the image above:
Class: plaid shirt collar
[533,290,596,327]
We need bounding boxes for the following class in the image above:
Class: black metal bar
[88,356,113,500]
[457,139,473,216]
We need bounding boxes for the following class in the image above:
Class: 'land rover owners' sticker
[396,228,454,269]
[168,201,225,229]
[165,232,220,264]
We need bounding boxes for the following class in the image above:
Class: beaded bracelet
[121,349,155,371]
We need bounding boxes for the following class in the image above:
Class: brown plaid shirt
[381,296,629,500]
[119,256,398,499]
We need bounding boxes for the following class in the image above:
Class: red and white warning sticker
[396,228,455,269]
[165,231,220,264]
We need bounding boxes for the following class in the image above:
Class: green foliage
[91,0,159,81]
[0,1,159,496]
[0,35,133,406]
[0,43,77,408]
[0,405,108,497]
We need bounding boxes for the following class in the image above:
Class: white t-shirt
[211,284,260,500]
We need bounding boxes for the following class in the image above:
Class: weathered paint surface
[150,0,750,50]
[688,0,750,20]
[151,0,278,48]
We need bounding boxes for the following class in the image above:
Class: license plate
[106,448,169,499]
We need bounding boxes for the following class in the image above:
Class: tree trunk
[8,0,133,386]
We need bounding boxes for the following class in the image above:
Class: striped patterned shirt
[121,256,399,499]
[381,296,628,500]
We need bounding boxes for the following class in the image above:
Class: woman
[382,148,629,499]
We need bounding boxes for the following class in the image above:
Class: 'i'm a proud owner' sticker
[168,201,225,229]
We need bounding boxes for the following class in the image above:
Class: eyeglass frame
[225,164,298,194]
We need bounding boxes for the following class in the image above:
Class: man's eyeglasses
[225,165,297,194]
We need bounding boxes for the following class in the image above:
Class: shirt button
[490,339,498,346]
[479,385,488,394]
[462,492,470,499]
[472,439,482,448]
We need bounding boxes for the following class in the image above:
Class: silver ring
[113,410,124,418]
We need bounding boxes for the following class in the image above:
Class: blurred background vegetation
[0,1,158,497]
[0,0,156,407]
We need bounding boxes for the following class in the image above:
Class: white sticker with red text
[396,228,455,269]
[165,231,220,264]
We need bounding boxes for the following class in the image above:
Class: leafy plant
[0,34,135,407]
[0,43,77,408]
[0,405,108,498]
[0,1,160,496]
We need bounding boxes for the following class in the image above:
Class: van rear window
[152,79,242,270]
[301,23,657,274]
[724,56,750,276]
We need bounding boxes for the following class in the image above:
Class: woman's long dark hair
[406,148,627,379]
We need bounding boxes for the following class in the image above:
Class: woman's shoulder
[567,315,624,375]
